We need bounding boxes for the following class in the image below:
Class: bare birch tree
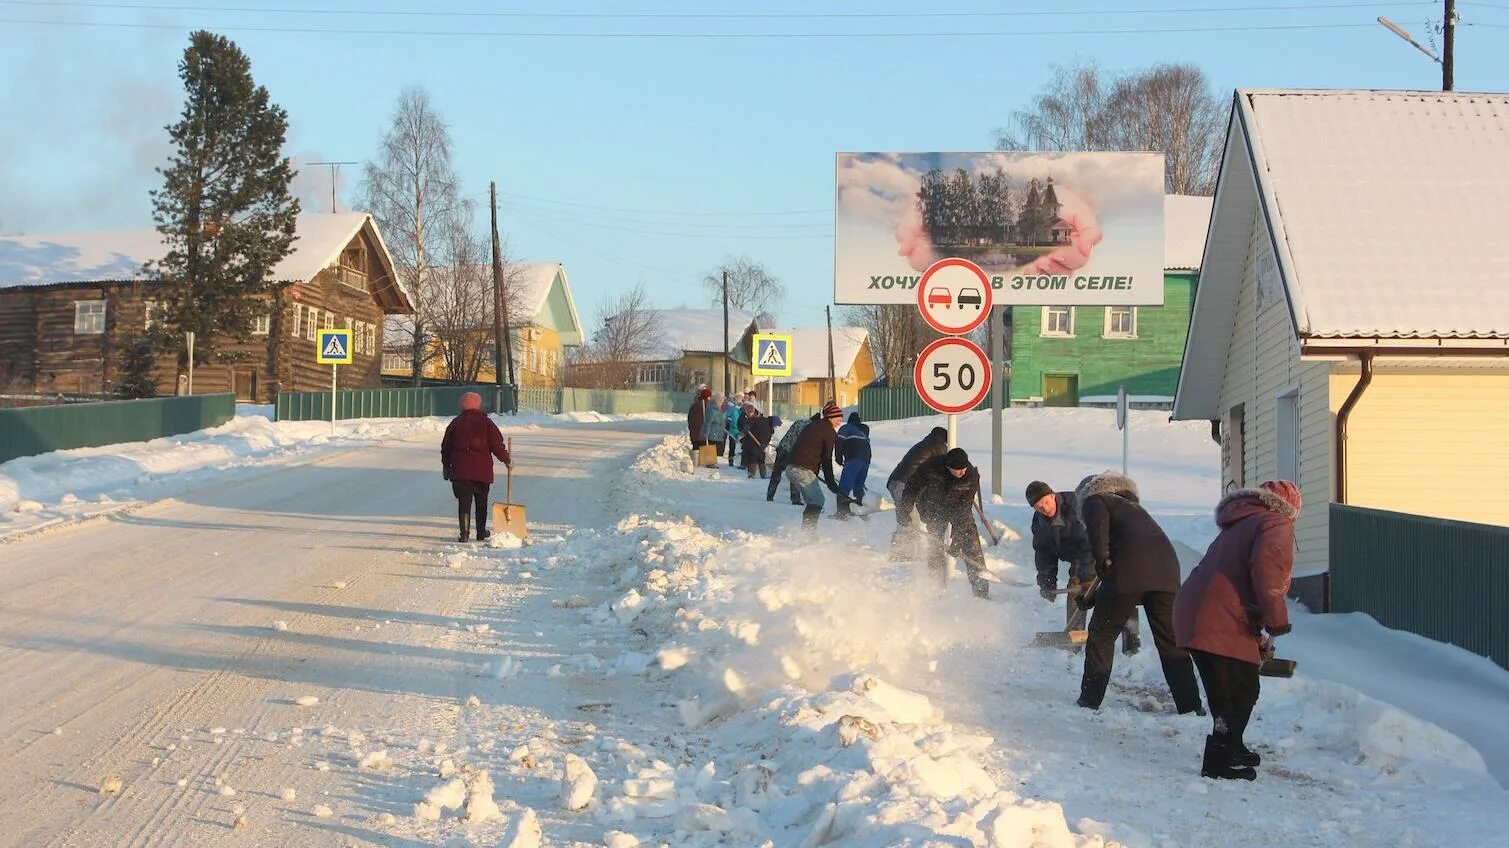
[843,304,939,388]
[569,284,666,389]
[700,255,784,325]
[425,231,531,383]
[994,61,1223,195]
[360,87,471,384]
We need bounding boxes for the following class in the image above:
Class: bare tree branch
[568,284,667,389]
[842,304,939,388]
[700,255,784,325]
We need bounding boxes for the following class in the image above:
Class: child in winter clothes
[740,405,774,479]
[1174,480,1300,781]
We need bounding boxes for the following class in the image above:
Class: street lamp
[1377,4,1454,91]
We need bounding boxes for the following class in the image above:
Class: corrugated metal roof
[1164,195,1213,271]
[1244,89,1509,339]
[0,212,376,289]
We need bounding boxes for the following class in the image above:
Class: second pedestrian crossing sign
[316,328,353,365]
[751,333,792,377]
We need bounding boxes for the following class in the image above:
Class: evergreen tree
[1017,179,1045,245]
[114,333,161,399]
[149,31,298,365]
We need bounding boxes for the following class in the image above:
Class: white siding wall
[1218,213,1333,577]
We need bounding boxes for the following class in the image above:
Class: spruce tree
[150,31,298,364]
[114,333,161,399]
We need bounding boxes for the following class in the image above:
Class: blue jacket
[835,421,871,465]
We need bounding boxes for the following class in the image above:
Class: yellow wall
[681,353,753,394]
[381,322,566,386]
[1330,368,1509,526]
[774,340,877,408]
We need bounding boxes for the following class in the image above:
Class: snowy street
[0,411,1506,848]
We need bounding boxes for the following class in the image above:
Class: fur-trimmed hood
[1073,470,1139,521]
[1216,487,1300,527]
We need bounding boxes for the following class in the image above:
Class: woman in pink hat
[441,392,511,542]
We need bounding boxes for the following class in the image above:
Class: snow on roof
[1243,89,1509,339]
[644,308,757,359]
[0,212,378,289]
[765,326,869,383]
[511,262,562,319]
[1164,195,1212,271]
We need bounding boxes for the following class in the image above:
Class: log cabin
[0,213,411,401]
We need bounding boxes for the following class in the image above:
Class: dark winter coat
[441,410,511,484]
[790,418,838,487]
[1174,488,1297,665]
[1075,471,1181,595]
[776,415,815,456]
[1031,491,1096,589]
[687,397,709,444]
[741,414,774,465]
[899,456,980,527]
[835,420,871,465]
[886,427,949,488]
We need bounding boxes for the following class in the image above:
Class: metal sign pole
[990,305,1003,498]
[947,413,957,449]
[331,363,338,435]
[185,331,195,396]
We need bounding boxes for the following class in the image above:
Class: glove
[1265,623,1292,638]
[827,482,842,495]
[442,465,451,481]
[1039,586,1057,603]
[1095,558,1112,578]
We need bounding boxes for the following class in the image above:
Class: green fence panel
[858,386,991,421]
[0,394,236,465]
[274,385,516,422]
[1331,504,1509,670]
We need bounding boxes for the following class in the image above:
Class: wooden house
[0,213,410,402]
[767,326,876,408]
[571,308,761,393]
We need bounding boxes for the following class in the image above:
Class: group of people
[1028,471,1300,781]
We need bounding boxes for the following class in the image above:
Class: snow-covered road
[0,420,675,847]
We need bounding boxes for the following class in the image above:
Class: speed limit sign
[913,337,992,414]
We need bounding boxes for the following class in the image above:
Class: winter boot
[458,515,470,543]
[1201,735,1257,781]
[835,495,853,520]
[759,464,768,479]
[1122,630,1143,656]
[1232,741,1261,767]
[476,527,491,543]
[801,505,822,533]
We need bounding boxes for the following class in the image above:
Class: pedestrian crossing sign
[752,333,793,377]
[317,328,353,365]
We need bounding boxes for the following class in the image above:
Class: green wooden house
[1009,195,1212,408]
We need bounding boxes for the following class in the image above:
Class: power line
[0,17,1388,39]
[496,189,829,219]
[0,0,1436,20]
[498,199,833,232]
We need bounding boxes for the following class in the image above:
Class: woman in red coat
[441,392,511,543]
[1174,480,1301,781]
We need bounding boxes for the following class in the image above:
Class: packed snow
[2,406,1504,847]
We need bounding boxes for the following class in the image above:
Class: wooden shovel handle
[506,437,513,504]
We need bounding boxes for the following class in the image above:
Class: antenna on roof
[308,161,357,213]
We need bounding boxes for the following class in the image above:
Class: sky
[2,0,1507,333]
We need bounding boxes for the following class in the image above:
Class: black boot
[1232,741,1261,767]
[476,527,491,542]
[458,514,470,543]
[801,505,821,533]
[1201,735,1257,781]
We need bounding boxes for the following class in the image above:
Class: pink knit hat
[460,392,483,411]
[1260,480,1302,516]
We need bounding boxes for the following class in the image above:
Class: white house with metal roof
[1172,89,1509,606]
[765,326,875,408]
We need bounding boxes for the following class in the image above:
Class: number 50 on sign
[913,337,992,414]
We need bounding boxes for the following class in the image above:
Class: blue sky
[2,1,1506,330]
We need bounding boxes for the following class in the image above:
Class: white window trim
[1040,306,1074,338]
[74,300,106,335]
[1102,306,1137,339]
[304,306,317,341]
[252,312,271,336]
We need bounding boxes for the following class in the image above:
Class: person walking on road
[1028,480,1141,650]
[887,427,949,557]
[1074,470,1203,715]
[441,392,512,543]
[686,386,713,452]
[1174,480,1301,781]
[740,404,774,479]
[786,402,844,532]
[702,393,729,459]
[768,412,817,504]
[898,448,990,598]
[834,412,872,518]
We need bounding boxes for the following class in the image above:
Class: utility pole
[308,161,355,213]
[722,269,730,396]
[490,182,506,410]
[825,305,836,405]
[1444,0,1455,91]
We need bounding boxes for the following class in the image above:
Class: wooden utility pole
[490,182,505,405]
[1444,0,1455,91]
[825,305,837,404]
[722,270,730,396]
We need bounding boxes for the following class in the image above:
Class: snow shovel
[490,437,528,541]
[974,497,1000,547]
[1259,637,1297,678]
[1029,578,1095,649]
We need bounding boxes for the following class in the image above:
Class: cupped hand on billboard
[1021,184,1103,276]
[895,205,938,273]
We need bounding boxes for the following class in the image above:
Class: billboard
[834,151,1164,305]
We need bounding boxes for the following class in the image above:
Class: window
[252,313,271,335]
[366,323,377,357]
[636,363,670,385]
[1104,306,1136,338]
[304,307,317,341]
[383,352,411,373]
[74,300,106,335]
[547,350,558,378]
[1041,306,1074,337]
[290,305,303,338]
[143,300,163,331]
[323,311,335,330]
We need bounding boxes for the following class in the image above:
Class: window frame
[1103,306,1136,339]
[74,300,107,335]
[1040,306,1074,338]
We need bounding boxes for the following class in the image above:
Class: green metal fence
[1331,504,1509,670]
[516,387,696,416]
[859,385,991,422]
[275,385,516,422]
[0,394,236,465]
